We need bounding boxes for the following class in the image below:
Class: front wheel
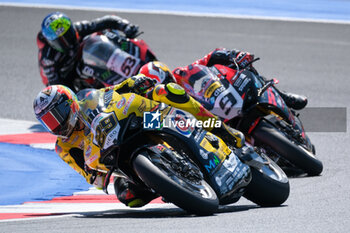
[243,149,290,206]
[252,119,323,176]
[132,150,219,215]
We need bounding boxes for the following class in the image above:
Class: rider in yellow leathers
[34,74,244,207]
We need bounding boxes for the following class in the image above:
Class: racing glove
[131,74,156,94]
[230,51,255,69]
[124,24,139,38]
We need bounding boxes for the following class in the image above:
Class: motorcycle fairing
[177,64,244,120]
[130,39,157,62]
[234,72,308,139]
[255,84,308,139]
[80,88,159,170]
[80,32,156,86]
[258,87,297,126]
[156,110,251,199]
[193,130,250,198]
[79,86,250,201]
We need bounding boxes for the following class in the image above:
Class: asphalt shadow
[74,203,285,219]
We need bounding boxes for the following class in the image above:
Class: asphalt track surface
[1,5,350,233]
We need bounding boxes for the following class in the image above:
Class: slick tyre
[252,119,323,176]
[132,151,219,215]
[243,164,290,206]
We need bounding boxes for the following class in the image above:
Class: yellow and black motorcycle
[78,87,289,215]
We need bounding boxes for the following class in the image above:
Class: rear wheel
[252,119,323,176]
[132,149,218,215]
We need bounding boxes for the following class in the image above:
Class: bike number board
[106,48,141,78]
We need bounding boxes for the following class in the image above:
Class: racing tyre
[132,150,219,215]
[243,153,290,206]
[252,119,323,176]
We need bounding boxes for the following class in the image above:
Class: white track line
[0,118,56,149]
[0,118,43,135]
[0,203,177,222]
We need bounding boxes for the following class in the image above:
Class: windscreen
[82,35,116,69]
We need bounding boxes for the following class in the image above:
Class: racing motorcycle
[74,30,157,91]
[78,88,289,215]
[175,62,323,176]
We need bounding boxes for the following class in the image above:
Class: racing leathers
[173,48,308,110]
[37,15,144,91]
[55,75,245,208]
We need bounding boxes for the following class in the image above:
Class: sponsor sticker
[122,94,135,115]
[116,97,126,109]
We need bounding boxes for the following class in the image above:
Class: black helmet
[41,12,79,53]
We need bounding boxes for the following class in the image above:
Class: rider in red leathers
[172,48,308,110]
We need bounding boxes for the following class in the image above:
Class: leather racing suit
[55,75,245,207]
[173,48,307,110]
[37,15,155,91]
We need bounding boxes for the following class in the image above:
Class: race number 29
[94,113,118,148]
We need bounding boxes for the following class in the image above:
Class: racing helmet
[41,12,79,53]
[139,61,176,85]
[33,85,80,138]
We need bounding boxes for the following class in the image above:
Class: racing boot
[211,123,245,148]
[277,90,308,110]
[114,176,158,208]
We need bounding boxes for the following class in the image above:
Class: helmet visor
[39,100,72,137]
[47,26,78,53]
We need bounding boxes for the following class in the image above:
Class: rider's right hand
[124,24,139,38]
[230,51,255,69]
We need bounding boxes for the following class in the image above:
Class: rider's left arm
[75,15,139,39]
[193,48,254,68]
[111,78,135,94]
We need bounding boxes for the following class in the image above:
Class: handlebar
[132,31,144,38]
[229,57,261,82]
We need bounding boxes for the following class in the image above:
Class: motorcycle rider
[142,48,308,110]
[37,12,143,91]
[33,74,245,208]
